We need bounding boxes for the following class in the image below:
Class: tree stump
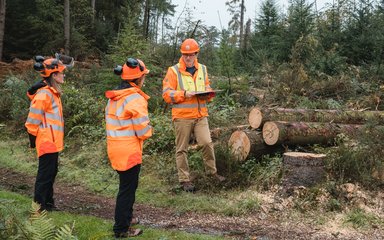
[282,152,326,188]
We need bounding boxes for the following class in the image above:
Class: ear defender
[33,62,44,71]
[34,55,45,63]
[33,56,45,72]
[114,65,123,75]
[126,58,144,71]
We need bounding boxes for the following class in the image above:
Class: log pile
[227,106,384,161]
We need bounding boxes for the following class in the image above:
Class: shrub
[325,125,384,188]
[145,114,175,154]
[61,84,105,143]
[0,75,30,131]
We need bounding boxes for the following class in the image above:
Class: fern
[27,202,56,240]
[26,202,78,240]
[54,223,78,240]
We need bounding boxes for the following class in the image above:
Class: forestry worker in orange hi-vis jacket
[105,57,152,238]
[162,38,225,193]
[25,54,73,212]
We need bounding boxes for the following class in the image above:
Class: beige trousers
[174,117,217,183]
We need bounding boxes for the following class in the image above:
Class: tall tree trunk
[244,18,251,50]
[239,0,245,48]
[155,12,160,44]
[143,0,150,39]
[64,0,70,55]
[91,0,96,22]
[0,0,6,61]
[161,14,165,44]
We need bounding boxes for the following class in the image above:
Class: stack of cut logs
[228,107,384,161]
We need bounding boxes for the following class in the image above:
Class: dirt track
[0,167,382,240]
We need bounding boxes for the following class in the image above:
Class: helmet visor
[55,53,74,68]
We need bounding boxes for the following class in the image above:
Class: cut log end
[262,121,280,145]
[248,107,263,129]
[228,130,251,161]
[283,152,326,159]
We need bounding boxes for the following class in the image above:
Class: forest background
[0,0,384,239]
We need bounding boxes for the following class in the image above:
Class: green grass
[344,208,384,229]
[0,138,260,216]
[0,190,224,240]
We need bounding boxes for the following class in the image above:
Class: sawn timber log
[262,121,364,146]
[228,130,278,161]
[248,107,384,129]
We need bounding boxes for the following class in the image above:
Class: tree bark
[143,0,150,40]
[210,124,249,140]
[262,121,363,146]
[188,125,249,151]
[239,0,244,48]
[0,0,6,61]
[249,107,384,129]
[228,129,277,161]
[91,0,96,22]
[64,0,70,55]
[282,152,326,188]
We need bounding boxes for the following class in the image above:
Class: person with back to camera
[105,57,152,238]
[25,54,73,212]
[162,38,225,192]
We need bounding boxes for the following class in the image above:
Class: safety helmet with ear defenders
[114,58,149,80]
[33,54,74,77]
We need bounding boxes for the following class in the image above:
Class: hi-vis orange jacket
[162,57,213,120]
[25,86,64,157]
[105,86,152,171]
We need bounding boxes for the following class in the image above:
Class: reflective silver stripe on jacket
[172,65,184,90]
[26,89,63,128]
[106,124,150,137]
[106,116,149,126]
[26,117,41,125]
[201,64,206,82]
[172,103,207,109]
[162,87,177,103]
[29,107,44,115]
[115,93,142,117]
[39,123,64,132]
[106,129,136,137]
[135,125,151,137]
[162,87,172,94]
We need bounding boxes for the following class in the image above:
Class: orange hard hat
[115,58,149,80]
[180,38,200,54]
[34,56,66,77]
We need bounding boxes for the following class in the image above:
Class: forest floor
[1,167,383,240]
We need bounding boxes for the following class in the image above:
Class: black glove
[28,133,36,148]
[27,80,46,95]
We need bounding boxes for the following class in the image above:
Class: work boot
[114,228,143,238]
[46,203,60,212]
[181,181,195,192]
[212,173,226,182]
[46,206,61,212]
